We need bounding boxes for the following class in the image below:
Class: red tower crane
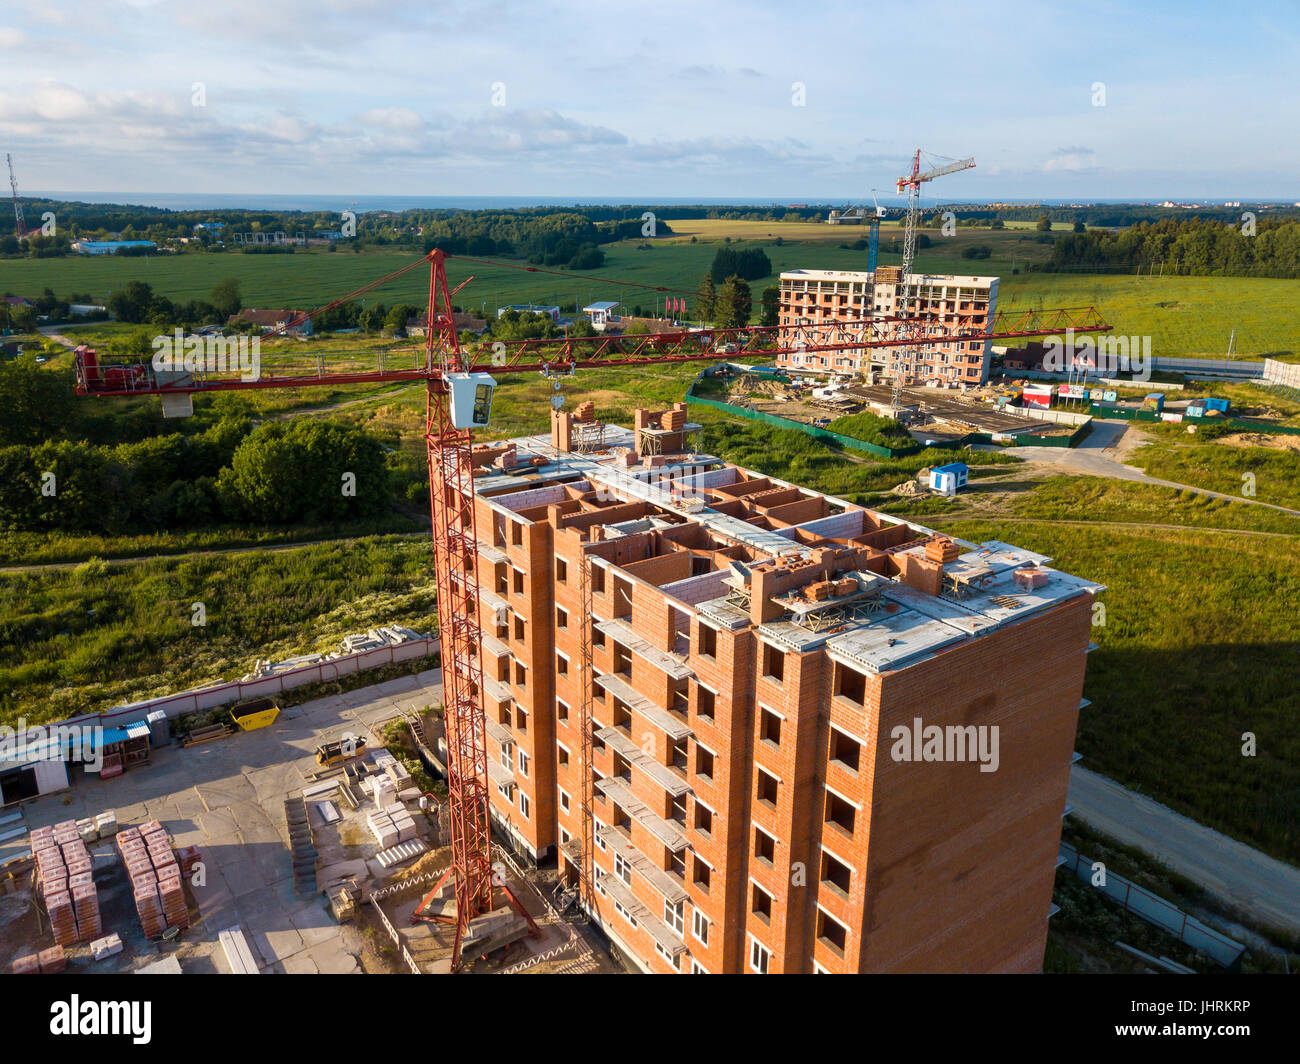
[71,249,1110,968]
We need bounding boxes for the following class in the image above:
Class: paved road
[1068,765,1300,935]
[996,421,1300,517]
[37,326,81,350]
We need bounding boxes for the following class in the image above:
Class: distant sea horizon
[28,191,1203,212]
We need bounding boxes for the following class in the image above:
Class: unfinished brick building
[462,402,1099,973]
[777,266,999,384]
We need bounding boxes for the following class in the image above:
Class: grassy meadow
[8,221,1297,361]
[0,538,436,725]
[929,516,1300,865]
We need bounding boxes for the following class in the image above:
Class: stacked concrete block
[76,818,99,844]
[175,845,202,878]
[387,803,419,844]
[134,883,166,938]
[386,761,412,787]
[95,810,118,837]
[372,775,397,810]
[90,933,124,960]
[72,883,102,941]
[159,875,187,929]
[38,946,67,973]
[366,809,400,849]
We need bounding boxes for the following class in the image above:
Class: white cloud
[1044,148,1098,173]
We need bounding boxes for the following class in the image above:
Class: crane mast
[7,154,25,238]
[891,149,976,410]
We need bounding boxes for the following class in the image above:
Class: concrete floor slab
[304,939,359,974]
[282,952,320,974]
[190,865,236,915]
[195,773,259,811]
[198,806,240,845]
[290,907,339,949]
[303,694,351,719]
[248,923,305,966]
[245,763,308,807]
[219,851,274,895]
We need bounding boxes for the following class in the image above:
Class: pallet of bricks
[9,945,67,974]
[30,820,102,949]
[115,819,191,937]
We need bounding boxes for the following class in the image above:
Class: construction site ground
[0,668,617,975]
[712,372,1069,440]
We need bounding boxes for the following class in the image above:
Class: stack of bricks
[924,536,962,565]
[175,845,203,879]
[661,407,686,431]
[8,949,64,974]
[31,821,101,946]
[116,819,190,937]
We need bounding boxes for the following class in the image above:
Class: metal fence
[1058,842,1246,969]
[684,393,921,458]
[1263,358,1300,389]
[369,895,425,974]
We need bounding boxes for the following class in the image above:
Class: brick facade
[777,268,998,385]
[464,416,1096,972]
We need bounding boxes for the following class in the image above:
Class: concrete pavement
[997,420,1300,517]
[1068,765,1300,936]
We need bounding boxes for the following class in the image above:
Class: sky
[1,0,1297,204]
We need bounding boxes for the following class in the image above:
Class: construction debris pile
[242,624,432,680]
[31,821,102,947]
[116,821,192,937]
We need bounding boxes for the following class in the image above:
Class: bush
[826,411,914,450]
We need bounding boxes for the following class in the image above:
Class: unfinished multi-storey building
[777,266,999,385]
[463,402,1099,973]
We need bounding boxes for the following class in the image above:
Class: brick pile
[31,821,101,946]
[116,820,191,937]
[924,536,962,564]
[9,946,65,974]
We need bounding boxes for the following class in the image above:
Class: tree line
[0,358,397,533]
[1044,217,1300,277]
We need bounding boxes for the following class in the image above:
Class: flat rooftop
[780,268,998,286]
[471,419,1102,676]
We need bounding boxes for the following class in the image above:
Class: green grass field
[1128,435,1300,510]
[7,228,1297,361]
[997,274,1300,361]
[931,516,1300,865]
[0,538,436,726]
